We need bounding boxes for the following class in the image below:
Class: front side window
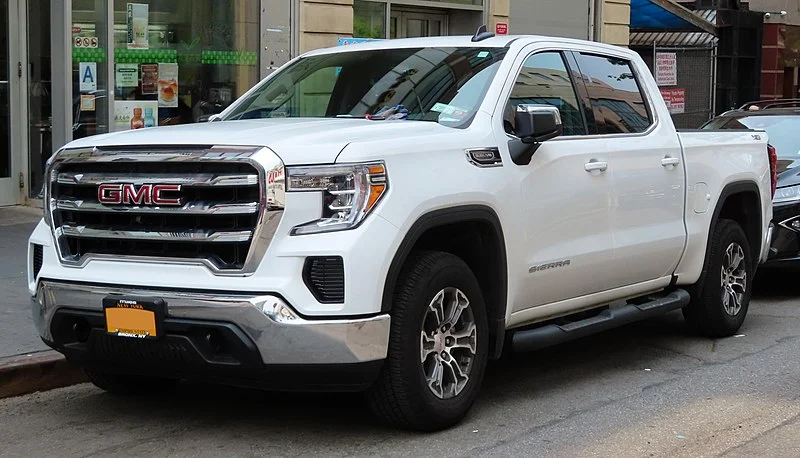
[574,53,652,134]
[504,51,586,136]
[224,47,508,128]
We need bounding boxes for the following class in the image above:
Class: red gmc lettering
[97,183,182,206]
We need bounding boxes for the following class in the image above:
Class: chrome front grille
[47,146,285,275]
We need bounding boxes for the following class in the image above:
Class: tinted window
[505,52,585,136]
[224,47,507,128]
[574,54,652,134]
[712,115,800,159]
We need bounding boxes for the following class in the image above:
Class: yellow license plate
[104,298,162,338]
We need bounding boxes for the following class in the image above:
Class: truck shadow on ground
[54,280,793,439]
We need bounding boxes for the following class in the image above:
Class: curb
[0,350,86,399]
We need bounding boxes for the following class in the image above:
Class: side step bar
[511,289,691,353]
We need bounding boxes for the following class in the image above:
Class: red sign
[660,88,685,114]
[495,22,508,35]
[72,26,82,34]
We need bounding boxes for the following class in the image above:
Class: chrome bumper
[32,280,390,365]
[760,223,774,263]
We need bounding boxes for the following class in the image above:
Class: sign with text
[655,52,677,86]
[495,22,508,35]
[79,62,97,91]
[660,88,685,114]
[115,63,139,88]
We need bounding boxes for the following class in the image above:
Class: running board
[511,289,691,353]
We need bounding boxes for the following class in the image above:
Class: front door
[0,0,22,206]
[494,49,617,310]
[391,11,447,38]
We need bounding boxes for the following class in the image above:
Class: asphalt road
[3,275,800,457]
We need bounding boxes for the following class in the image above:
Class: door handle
[661,156,680,168]
[584,159,608,173]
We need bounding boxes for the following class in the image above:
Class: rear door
[568,51,686,286]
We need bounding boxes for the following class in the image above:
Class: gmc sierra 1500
[29,31,775,431]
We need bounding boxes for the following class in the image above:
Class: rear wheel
[367,251,489,431]
[85,368,178,395]
[684,218,753,337]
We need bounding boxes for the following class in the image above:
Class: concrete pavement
[1,277,800,457]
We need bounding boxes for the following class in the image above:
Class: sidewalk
[0,206,48,358]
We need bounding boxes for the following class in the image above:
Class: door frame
[390,9,449,38]
[0,0,25,206]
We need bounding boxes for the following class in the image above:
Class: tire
[683,218,753,337]
[367,251,489,431]
[84,368,178,395]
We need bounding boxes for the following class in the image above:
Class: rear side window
[574,53,652,134]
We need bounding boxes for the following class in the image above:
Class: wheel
[367,251,489,431]
[84,368,178,395]
[683,218,753,337]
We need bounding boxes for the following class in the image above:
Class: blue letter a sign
[79,62,97,91]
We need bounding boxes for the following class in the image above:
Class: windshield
[708,115,800,160]
[223,47,507,127]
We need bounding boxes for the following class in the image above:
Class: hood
[777,163,800,188]
[64,118,449,165]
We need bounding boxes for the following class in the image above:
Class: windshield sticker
[477,51,490,58]
[431,103,469,118]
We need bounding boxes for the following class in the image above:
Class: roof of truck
[301,34,630,57]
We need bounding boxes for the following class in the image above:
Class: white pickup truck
[29,31,776,431]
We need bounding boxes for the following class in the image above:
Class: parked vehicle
[30,30,775,431]
[703,100,800,267]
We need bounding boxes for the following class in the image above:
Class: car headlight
[773,184,800,203]
[287,162,387,235]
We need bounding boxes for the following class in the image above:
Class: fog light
[781,217,800,232]
[260,297,299,322]
[792,220,800,230]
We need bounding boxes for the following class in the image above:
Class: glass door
[390,10,447,38]
[0,0,22,206]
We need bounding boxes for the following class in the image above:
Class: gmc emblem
[97,183,183,206]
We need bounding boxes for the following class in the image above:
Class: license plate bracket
[103,296,166,339]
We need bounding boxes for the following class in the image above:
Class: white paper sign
[79,62,97,91]
[655,52,677,86]
[116,63,139,88]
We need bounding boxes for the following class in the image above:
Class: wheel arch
[382,205,508,359]
[709,181,763,266]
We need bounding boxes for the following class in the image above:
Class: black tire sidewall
[689,219,753,336]
[392,253,489,428]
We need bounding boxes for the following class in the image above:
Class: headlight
[287,162,387,235]
[773,184,800,203]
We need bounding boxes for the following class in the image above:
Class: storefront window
[110,0,260,131]
[72,0,110,141]
[354,0,386,39]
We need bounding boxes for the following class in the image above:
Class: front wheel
[684,218,753,337]
[367,251,489,431]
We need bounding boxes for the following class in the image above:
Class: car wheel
[367,251,489,431]
[684,218,753,337]
[85,368,178,395]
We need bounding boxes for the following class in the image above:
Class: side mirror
[508,104,563,166]
[514,104,563,144]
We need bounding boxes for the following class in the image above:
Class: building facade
[0,0,631,207]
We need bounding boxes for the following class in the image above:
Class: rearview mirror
[514,104,563,144]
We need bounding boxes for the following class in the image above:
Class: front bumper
[33,280,390,390]
[765,201,800,266]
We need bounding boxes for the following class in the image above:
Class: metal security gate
[639,45,716,129]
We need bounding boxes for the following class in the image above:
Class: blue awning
[630,0,717,34]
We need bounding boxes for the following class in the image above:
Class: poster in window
[141,64,158,95]
[115,63,139,88]
[126,3,149,49]
[157,63,178,107]
[113,101,159,132]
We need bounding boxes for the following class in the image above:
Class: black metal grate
[32,244,43,278]
[303,256,345,304]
